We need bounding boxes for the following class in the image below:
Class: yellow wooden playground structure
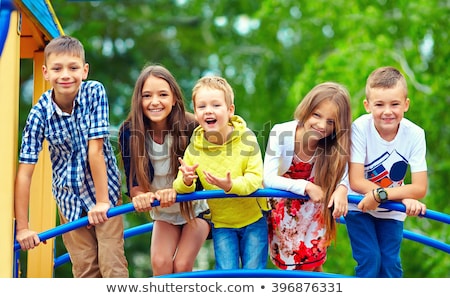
[0,0,63,278]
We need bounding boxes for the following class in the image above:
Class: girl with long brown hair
[119,64,210,276]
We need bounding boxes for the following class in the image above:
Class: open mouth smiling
[205,119,217,125]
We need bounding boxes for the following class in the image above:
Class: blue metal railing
[159,269,351,278]
[13,188,450,277]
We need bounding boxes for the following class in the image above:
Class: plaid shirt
[19,81,121,222]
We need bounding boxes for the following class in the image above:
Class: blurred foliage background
[17,0,449,277]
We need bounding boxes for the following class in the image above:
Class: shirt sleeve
[409,127,427,173]
[19,105,45,164]
[263,123,309,196]
[350,120,367,164]
[338,163,350,189]
[119,125,132,196]
[87,82,110,140]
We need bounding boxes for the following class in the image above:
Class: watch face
[377,188,388,201]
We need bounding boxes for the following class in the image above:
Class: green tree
[18,0,448,277]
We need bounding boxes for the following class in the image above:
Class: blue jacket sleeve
[119,124,132,197]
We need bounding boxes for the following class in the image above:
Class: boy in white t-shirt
[345,66,428,278]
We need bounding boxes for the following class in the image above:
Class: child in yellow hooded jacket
[173,75,269,270]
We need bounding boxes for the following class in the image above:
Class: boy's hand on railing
[402,198,427,217]
[16,228,45,250]
[358,190,380,212]
[88,202,110,226]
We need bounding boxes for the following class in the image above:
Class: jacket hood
[192,115,248,150]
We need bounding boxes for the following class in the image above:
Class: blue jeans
[345,211,403,277]
[212,216,268,270]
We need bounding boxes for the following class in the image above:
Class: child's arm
[88,138,111,225]
[386,171,428,201]
[328,167,350,218]
[349,162,380,193]
[350,162,428,214]
[391,171,427,216]
[263,126,310,196]
[173,156,198,193]
[349,162,384,212]
[328,184,349,218]
[14,163,42,250]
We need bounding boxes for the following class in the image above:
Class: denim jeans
[212,216,268,270]
[345,210,403,277]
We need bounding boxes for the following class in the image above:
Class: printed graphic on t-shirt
[365,150,408,188]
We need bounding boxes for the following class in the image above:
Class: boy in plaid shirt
[14,35,128,277]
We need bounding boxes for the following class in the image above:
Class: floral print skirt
[268,197,328,270]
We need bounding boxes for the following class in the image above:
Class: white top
[146,134,209,225]
[349,114,427,221]
[263,120,348,195]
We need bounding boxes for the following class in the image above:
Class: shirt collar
[50,88,78,117]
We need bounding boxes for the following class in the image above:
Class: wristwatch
[376,187,388,203]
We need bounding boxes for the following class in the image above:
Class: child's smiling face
[194,87,235,144]
[364,82,410,141]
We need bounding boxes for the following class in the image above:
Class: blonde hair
[365,66,408,100]
[44,35,85,65]
[192,76,234,107]
[294,82,352,244]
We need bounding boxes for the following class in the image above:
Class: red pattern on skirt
[268,157,327,270]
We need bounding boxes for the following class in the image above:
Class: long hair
[294,82,352,243]
[119,64,197,222]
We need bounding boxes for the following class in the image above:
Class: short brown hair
[365,66,407,100]
[44,35,85,65]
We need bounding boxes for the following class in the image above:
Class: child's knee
[151,254,173,271]
[173,258,194,273]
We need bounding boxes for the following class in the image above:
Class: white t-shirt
[348,114,427,221]
[146,134,209,225]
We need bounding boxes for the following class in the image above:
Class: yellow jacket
[173,115,269,228]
